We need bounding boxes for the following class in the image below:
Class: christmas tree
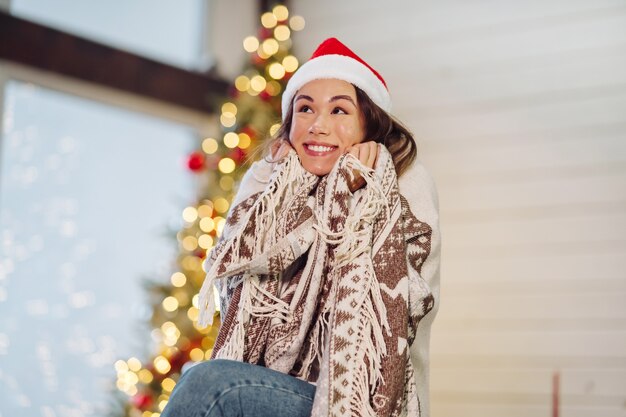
[110,5,305,416]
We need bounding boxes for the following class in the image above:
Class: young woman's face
[289,78,366,176]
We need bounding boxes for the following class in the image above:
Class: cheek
[289,118,307,145]
[337,120,365,147]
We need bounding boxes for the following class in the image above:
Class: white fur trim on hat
[281,54,392,120]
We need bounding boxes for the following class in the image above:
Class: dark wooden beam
[258,0,289,16]
[0,11,230,113]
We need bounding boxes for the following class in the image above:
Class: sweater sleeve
[398,160,441,417]
[229,158,274,209]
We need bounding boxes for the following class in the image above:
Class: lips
[303,143,338,156]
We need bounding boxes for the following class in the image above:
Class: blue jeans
[161,359,316,417]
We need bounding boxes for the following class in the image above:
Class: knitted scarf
[198,146,434,417]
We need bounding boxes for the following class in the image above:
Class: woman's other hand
[346,141,379,192]
[346,141,379,170]
[268,138,293,162]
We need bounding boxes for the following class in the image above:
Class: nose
[308,114,329,135]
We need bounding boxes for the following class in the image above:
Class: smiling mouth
[304,143,338,156]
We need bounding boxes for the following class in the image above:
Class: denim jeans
[161,359,316,417]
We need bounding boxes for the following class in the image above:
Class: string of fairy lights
[113,5,305,417]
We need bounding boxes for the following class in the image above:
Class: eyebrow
[294,94,357,107]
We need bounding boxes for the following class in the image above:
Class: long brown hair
[267,84,417,177]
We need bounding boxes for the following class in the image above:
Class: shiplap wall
[289,1,626,416]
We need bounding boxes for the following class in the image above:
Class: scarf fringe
[313,155,390,267]
[198,151,312,326]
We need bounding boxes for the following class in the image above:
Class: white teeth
[308,145,335,153]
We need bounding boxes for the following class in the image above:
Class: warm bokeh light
[182,235,198,251]
[273,5,289,21]
[274,25,290,41]
[266,81,282,97]
[127,357,142,372]
[215,217,226,235]
[138,368,154,384]
[242,36,259,53]
[182,206,198,223]
[269,123,281,136]
[218,158,236,174]
[162,296,179,312]
[198,234,213,249]
[202,137,219,154]
[256,46,271,60]
[213,197,229,214]
[197,203,213,218]
[261,12,277,28]
[162,377,176,393]
[189,347,204,362]
[268,63,286,80]
[282,55,299,72]
[223,132,239,148]
[115,359,129,373]
[235,75,250,92]
[261,38,279,56]
[199,217,215,232]
[220,114,236,128]
[289,15,305,31]
[187,306,200,321]
[250,75,267,92]
[219,175,234,191]
[181,255,202,271]
[153,356,171,374]
[170,271,187,287]
[221,102,237,116]
[237,133,251,149]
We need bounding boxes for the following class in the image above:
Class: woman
[162,38,440,417]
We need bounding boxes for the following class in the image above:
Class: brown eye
[332,107,347,115]
[297,105,312,113]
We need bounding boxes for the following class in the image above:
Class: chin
[302,161,333,177]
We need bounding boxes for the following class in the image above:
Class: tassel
[197,151,315,327]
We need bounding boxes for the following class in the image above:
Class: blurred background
[1,1,625,417]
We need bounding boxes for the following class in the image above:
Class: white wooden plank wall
[290,1,626,416]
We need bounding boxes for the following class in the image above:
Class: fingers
[270,139,293,161]
[347,141,378,169]
[345,142,378,192]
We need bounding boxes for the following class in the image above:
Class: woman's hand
[268,138,293,162]
[346,141,379,192]
[346,141,379,170]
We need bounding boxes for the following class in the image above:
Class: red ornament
[241,126,257,140]
[259,90,271,102]
[132,393,153,410]
[187,151,205,172]
[169,350,187,371]
[206,154,220,170]
[230,148,247,163]
[193,249,207,259]
[228,85,239,98]
[257,27,272,40]
[252,53,265,65]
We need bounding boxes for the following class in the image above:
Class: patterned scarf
[198,146,434,417]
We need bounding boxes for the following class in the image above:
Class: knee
[179,359,233,387]
[163,360,237,416]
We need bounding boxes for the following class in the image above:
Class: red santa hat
[281,37,391,120]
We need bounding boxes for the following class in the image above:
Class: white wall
[290,1,626,416]
[210,0,258,79]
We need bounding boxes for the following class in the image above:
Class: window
[0,80,197,416]
[10,0,211,70]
